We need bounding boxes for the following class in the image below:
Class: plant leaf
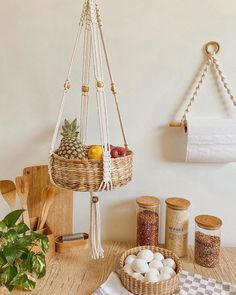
[38,236,49,253]
[1,265,17,285]
[3,245,27,265]
[0,251,7,267]
[0,221,6,230]
[9,273,36,291]
[17,235,33,248]
[32,232,49,253]
[15,222,29,234]
[4,229,17,244]
[3,210,25,228]
[31,252,46,278]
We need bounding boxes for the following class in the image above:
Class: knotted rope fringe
[90,192,104,259]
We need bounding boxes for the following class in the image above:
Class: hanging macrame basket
[50,149,133,192]
[49,0,133,192]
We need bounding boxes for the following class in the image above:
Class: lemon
[88,145,103,159]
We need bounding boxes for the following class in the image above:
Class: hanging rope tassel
[90,192,104,260]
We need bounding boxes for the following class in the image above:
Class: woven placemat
[93,270,236,295]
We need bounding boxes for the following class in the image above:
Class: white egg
[123,264,133,275]
[160,266,176,277]
[147,268,159,275]
[153,252,165,261]
[163,258,176,270]
[132,272,144,281]
[137,249,154,262]
[145,272,159,283]
[132,259,149,274]
[125,254,137,265]
[149,259,163,271]
[159,273,171,281]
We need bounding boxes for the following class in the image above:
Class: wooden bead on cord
[111,83,117,94]
[96,81,104,88]
[82,85,89,93]
[64,80,71,91]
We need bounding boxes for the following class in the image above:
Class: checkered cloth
[178,271,236,295]
[93,270,236,295]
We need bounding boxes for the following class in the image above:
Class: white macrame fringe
[90,192,104,260]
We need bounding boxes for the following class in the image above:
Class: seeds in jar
[165,206,189,257]
[137,210,159,246]
[195,231,221,267]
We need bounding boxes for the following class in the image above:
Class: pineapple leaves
[60,118,80,138]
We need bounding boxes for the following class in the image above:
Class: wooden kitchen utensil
[37,186,58,230]
[0,180,17,210]
[36,186,49,230]
[15,176,30,228]
[23,165,73,237]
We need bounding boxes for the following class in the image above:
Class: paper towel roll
[186,118,236,163]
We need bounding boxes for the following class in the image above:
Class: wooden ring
[205,41,220,55]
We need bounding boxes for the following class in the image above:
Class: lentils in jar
[194,215,222,268]
[136,196,160,246]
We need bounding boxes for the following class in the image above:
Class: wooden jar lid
[136,196,160,208]
[195,215,223,230]
[165,197,191,210]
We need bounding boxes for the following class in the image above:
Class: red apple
[111,146,127,158]
[117,147,127,157]
[111,148,119,158]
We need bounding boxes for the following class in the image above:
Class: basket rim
[50,149,134,163]
[120,245,182,286]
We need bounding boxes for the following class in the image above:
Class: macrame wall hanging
[169,41,236,163]
[49,0,133,259]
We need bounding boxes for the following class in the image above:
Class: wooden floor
[13,241,236,295]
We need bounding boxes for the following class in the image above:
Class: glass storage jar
[136,196,160,246]
[195,215,222,268]
[165,197,191,257]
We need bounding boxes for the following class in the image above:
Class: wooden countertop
[13,241,236,295]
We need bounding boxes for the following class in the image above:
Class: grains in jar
[136,196,160,246]
[194,215,222,268]
[165,197,191,257]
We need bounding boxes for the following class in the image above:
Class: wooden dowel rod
[169,121,186,128]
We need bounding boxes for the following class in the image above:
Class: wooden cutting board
[23,165,73,237]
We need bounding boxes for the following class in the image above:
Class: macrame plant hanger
[169,41,236,129]
[49,0,132,260]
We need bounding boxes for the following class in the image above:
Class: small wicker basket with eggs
[120,246,182,295]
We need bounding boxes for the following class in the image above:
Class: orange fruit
[88,145,103,159]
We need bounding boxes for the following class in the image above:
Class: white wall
[0,0,236,246]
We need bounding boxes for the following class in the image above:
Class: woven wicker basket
[49,149,133,191]
[120,246,182,295]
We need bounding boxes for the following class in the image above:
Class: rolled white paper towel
[186,118,236,163]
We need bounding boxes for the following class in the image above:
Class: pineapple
[57,119,86,159]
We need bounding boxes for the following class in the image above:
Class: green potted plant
[0,210,49,293]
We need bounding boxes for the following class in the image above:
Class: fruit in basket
[110,146,127,158]
[88,145,103,159]
[57,119,86,159]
